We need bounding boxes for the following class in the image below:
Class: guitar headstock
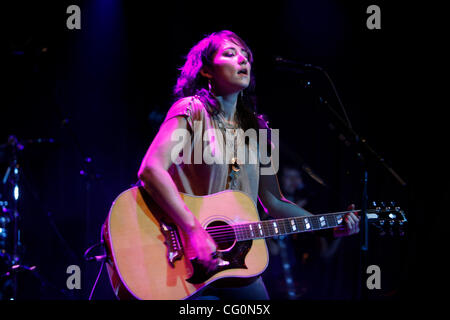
[366,201,407,237]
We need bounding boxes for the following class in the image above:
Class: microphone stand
[278,139,328,188]
[281,63,407,299]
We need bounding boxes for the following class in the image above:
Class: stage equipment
[274,56,407,299]
[0,135,54,299]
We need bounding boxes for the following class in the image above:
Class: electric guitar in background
[101,186,406,300]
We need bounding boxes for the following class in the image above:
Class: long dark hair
[173,30,260,132]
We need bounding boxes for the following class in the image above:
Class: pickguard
[185,239,253,284]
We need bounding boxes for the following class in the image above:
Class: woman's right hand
[183,221,218,272]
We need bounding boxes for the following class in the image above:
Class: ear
[199,66,213,80]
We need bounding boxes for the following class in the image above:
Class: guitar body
[102,187,269,300]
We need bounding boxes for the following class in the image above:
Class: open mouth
[237,69,248,76]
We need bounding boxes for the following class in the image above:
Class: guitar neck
[233,210,360,241]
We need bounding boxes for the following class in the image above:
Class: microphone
[274,56,322,71]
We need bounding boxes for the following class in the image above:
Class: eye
[223,50,235,57]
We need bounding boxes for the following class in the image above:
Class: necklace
[215,113,241,189]
[217,113,237,129]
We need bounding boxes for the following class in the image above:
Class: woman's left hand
[333,204,360,237]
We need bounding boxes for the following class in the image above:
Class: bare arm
[258,164,313,219]
[258,162,359,237]
[138,108,217,269]
[138,116,198,232]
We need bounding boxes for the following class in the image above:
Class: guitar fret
[325,214,335,228]
[249,223,255,239]
[236,224,246,241]
[275,220,283,235]
[276,219,286,235]
[269,221,275,236]
[248,223,254,239]
[310,216,318,229]
[311,216,321,230]
[312,215,326,229]
[290,219,298,232]
[266,221,272,237]
[258,222,264,237]
[234,225,241,241]
[303,217,311,230]
[272,221,279,235]
[319,215,326,228]
[295,217,304,232]
[283,218,293,235]
[331,215,336,227]
[309,216,316,230]
[259,221,267,237]
[235,211,350,242]
[282,219,290,234]
[280,220,286,235]
[335,214,344,226]
[282,219,289,233]
[281,219,288,233]
[263,221,271,237]
[238,225,245,239]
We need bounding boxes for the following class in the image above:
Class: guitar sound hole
[206,221,236,251]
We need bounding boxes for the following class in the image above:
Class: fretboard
[232,211,357,241]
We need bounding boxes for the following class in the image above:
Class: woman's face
[208,38,251,95]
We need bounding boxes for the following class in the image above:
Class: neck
[215,92,239,121]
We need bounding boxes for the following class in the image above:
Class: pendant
[231,157,240,172]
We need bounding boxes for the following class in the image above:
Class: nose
[238,53,248,65]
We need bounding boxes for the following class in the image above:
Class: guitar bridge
[160,222,183,267]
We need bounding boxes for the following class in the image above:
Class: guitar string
[183,220,343,245]
[200,209,359,232]
[177,210,358,245]
[208,223,336,238]
[208,227,339,244]
[206,218,341,236]
[205,213,352,242]
[206,224,341,243]
[203,210,353,235]
[192,211,352,244]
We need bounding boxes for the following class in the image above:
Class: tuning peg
[371,201,382,212]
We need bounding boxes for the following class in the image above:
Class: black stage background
[0,0,446,302]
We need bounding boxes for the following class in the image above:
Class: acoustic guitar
[101,186,406,300]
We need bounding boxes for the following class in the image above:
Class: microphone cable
[84,241,107,300]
